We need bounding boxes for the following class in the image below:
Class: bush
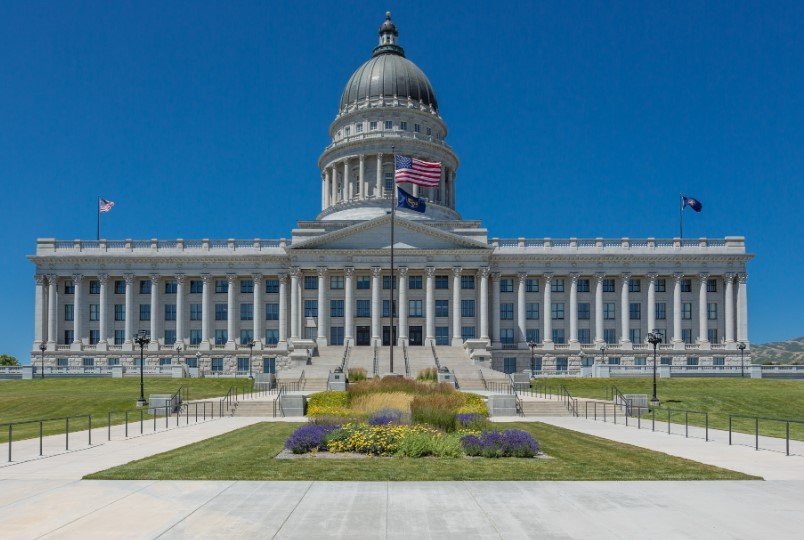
[395,431,463,458]
[350,392,414,415]
[461,430,540,458]
[416,367,437,382]
[307,391,351,417]
[326,423,439,455]
[410,394,464,431]
[456,413,491,431]
[347,367,367,382]
[456,393,489,415]
[285,424,338,454]
[368,408,404,426]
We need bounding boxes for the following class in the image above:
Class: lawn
[85,421,755,481]
[0,378,252,442]
[535,378,804,440]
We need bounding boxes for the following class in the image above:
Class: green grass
[0,378,252,442]
[85,421,755,481]
[535,378,804,440]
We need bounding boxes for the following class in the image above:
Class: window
[369,121,377,131]
[356,275,370,290]
[629,303,641,320]
[114,280,125,294]
[265,329,279,345]
[214,330,227,345]
[635,357,646,366]
[400,121,407,130]
[604,328,617,345]
[114,330,125,345]
[409,275,422,289]
[655,329,667,343]
[165,304,176,321]
[578,329,591,344]
[435,327,449,345]
[661,356,672,366]
[140,304,150,321]
[462,326,476,340]
[707,278,717,293]
[503,357,517,374]
[57,358,68,367]
[237,357,250,372]
[713,356,725,366]
[190,280,203,294]
[215,280,228,294]
[211,358,224,372]
[89,280,100,294]
[190,330,201,345]
[330,276,344,290]
[500,328,515,344]
[382,300,397,317]
[603,279,615,293]
[435,275,449,289]
[656,303,667,320]
[344,126,350,136]
[681,278,692,293]
[707,303,717,320]
[608,357,621,365]
[656,278,666,292]
[89,330,99,345]
[107,357,120,366]
[215,304,227,321]
[304,276,318,290]
[241,303,253,321]
[577,279,590,293]
[263,357,276,373]
[531,356,543,372]
[139,280,151,295]
[165,280,177,294]
[159,357,172,366]
[461,275,475,289]
[265,303,279,321]
[355,123,363,133]
[556,357,569,371]
[63,330,74,344]
[461,299,475,317]
[629,328,642,343]
[409,300,423,317]
[551,303,565,320]
[62,280,75,295]
[265,279,279,293]
[356,299,370,318]
[682,329,693,344]
[89,304,100,321]
[426,127,432,136]
[708,328,719,343]
[114,304,125,321]
[305,300,318,318]
[526,328,540,343]
[526,303,539,320]
[552,329,566,344]
[682,303,692,320]
[578,303,590,320]
[330,326,344,346]
[414,123,421,133]
[384,171,394,191]
[190,304,202,321]
[383,275,396,289]
[628,279,641,293]
[526,278,539,292]
[686,356,699,366]
[500,303,514,320]
[500,279,513,293]
[330,300,344,318]
[164,329,176,344]
[384,120,392,130]
[435,300,449,317]
[551,278,565,293]
[240,280,254,294]
[186,357,198,368]
[82,357,94,367]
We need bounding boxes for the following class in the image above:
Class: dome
[338,13,438,112]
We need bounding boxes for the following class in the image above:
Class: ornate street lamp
[134,330,150,407]
[647,330,662,408]
[578,351,586,370]
[527,340,538,375]
[738,341,746,378]
[599,344,607,366]
[175,343,183,365]
[246,339,255,379]
[195,351,202,374]
[39,342,46,379]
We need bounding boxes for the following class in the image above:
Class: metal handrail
[478,369,488,391]
[558,384,579,416]
[431,342,442,371]
[728,413,804,456]
[340,342,351,372]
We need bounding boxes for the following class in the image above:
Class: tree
[0,354,19,366]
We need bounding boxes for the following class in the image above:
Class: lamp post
[647,330,662,408]
[578,351,586,370]
[175,343,183,365]
[599,344,606,366]
[195,351,201,375]
[39,342,46,379]
[527,340,537,375]
[738,341,746,378]
[247,339,255,379]
[134,330,150,407]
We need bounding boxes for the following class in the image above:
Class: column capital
[359,154,365,164]
[344,266,355,277]
[289,267,301,279]
[377,152,384,158]
[46,273,58,284]
[569,272,580,282]
[124,273,135,285]
[316,267,327,278]
[594,272,606,282]
[425,266,436,278]
[543,272,554,282]
[252,272,263,281]
[398,266,409,277]
[737,273,747,284]
[371,266,382,278]
[278,273,288,284]
[673,272,684,281]
[724,272,736,281]
[226,273,237,284]
[698,272,710,280]
[452,266,463,278]
[150,273,161,284]
[98,273,109,283]
[35,274,45,285]
[200,273,211,284]
[478,266,490,279]
[517,271,528,283]
[175,273,186,285]
[620,272,631,281]
[72,272,84,282]
[647,272,658,281]
[490,271,501,281]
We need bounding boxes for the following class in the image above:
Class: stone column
[397,267,408,344]
[150,274,160,349]
[698,273,709,343]
[425,266,436,345]
[124,274,135,344]
[371,267,381,344]
[451,267,463,346]
[290,269,300,340]
[72,273,83,345]
[200,274,212,347]
[322,171,329,208]
[175,274,186,346]
[490,272,501,345]
[646,273,657,337]
[672,273,683,343]
[517,272,527,344]
[620,273,631,343]
[98,273,108,344]
[737,273,749,344]
[316,268,327,345]
[47,274,58,347]
[376,154,383,197]
[594,273,604,345]
[543,274,553,343]
[252,273,263,346]
[344,267,354,344]
[278,274,288,343]
[359,155,366,200]
[330,164,338,204]
[439,166,446,204]
[724,273,735,343]
[226,274,237,347]
[34,274,45,347]
[479,267,490,341]
[569,273,579,344]
[344,159,352,200]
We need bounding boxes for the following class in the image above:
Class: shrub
[456,393,489,416]
[350,392,414,415]
[368,408,404,426]
[347,367,367,382]
[417,367,437,382]
[395,431,463,458]
[326,423,439,455]
[307,391,351,417]
[410,394,464,431]
[348,377,455,399]
[461,430,540,458]
[285,424,338,454]
[455,413,491,432]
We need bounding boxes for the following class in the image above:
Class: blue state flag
[681,195,703,212]
[397,186,426,213]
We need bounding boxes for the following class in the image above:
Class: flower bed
[461,430,540,458]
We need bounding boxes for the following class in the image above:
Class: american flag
[99,198,115,213]
[394,155,441,187]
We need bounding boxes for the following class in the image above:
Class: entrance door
[409,326,423,346]
[356,326,371,346]
[382,325,397,346]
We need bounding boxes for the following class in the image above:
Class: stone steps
[230,402,277,417]
[520,400,573,417]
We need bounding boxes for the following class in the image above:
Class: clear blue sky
[1,1,802,362]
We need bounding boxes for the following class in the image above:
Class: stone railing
[489,236,744,253]
[37,238,288,255]
[323,129,452,153]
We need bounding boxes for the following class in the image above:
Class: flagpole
[97,196,100,241]
[389,146,395,374]
[679,194,683,240]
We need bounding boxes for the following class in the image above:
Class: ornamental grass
[350,392,414,415]
[347,377,455,399]
[416,367,438,382]
[347,367,367,382]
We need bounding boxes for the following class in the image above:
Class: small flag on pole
[394,155,441,187]
[681,195,702,212]
[397,186,426,213]
[99,198,115,213]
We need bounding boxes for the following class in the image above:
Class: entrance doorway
[409,326,423,346]
[382,325,397,346]
[356,326,371,346]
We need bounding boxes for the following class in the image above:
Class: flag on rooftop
[681,195,703,212]
[99,198,115,213]
[397,186,426,213]
[394,155,441,187]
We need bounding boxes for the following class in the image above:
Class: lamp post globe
[647,330,662,408]
[39,342,47,379]
[738,341,746,378]
[134,330,150,407]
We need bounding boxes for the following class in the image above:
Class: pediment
[290,215,490,251]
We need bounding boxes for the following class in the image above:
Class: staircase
[230,400,278,417]
[519,398,574,417]
[431,346,510,390]
[347,346,376,376]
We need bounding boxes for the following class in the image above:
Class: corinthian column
[359,155,366,200]
[371,267,381,345]
[278,274,288,344]
[175,274,186,346]
[479,267,490,341]
[451,267,463,346]
[569,273,579,344]
[290,269,300,341]
[425,267,436,345]
[150,274,161,350]
[317,268,327,345]
[517,272,527,344]
[33,274,45,347]
[698,273,709,344]
[253,273,263,346]
[543,273,553,344]
[376,153,383,197]
[226,274,237,348]
[98,273,108,345]
[330,164,338,204]
[490,272,501,346]
[398,267,408,344]
[646,273,657,338]
[47,274,58,348]
[594,273,604,345]
[737,273,749,344]
[344,267,354,344]
[344,159,352,200]
[672,273,683,343]
[620,273,631,343]
[124,274,135,344]
[200,274,211,348]
[72,273,83,346]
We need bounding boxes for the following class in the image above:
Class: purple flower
[368,409,404,426]
[456,413,482,427]
[285,424,337,454]
[461,429,539,458]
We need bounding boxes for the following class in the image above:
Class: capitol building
[29,14,752,381]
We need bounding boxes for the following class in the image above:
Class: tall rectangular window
[656,278,666,292]
[499,278,513,293]
[526,303,539,320]
[140,304,150,321]
[461,275,475,289]
[578,328,591,344]
[551,303,565,320]
[89,330,99,345]
[240,279,254,294]
[330,276,344,290]
[681,279,692,292]
[265,303,279,320]
[503,357,517,374]
[330,300,344,318]
[356,275,370,290]
[89,304,99,321]
[304,276,318,290]
[435,299,449,317]
[500,328,514,344]
[556,357,569,371]
[369,121,377,131]
[526,278,539,292]
[114,329,124,345]
[500,303,513,320]
[265,279,279,293]
[552,329,566,344]
[330,326,344,345]
[628,279,641,293]
[89,280,100,294]
[708,328,719,343]
[356,299,370,317]
[164,280,177,294]
[409,275,423,289]
[237,358,250,372]
[682,303,692,320]
[682,329,693,344]
[240,329,253,344]
[305,300,318,318]
[190,330,201,345]
[190,304,202,321]
[551,278,565,293]
[604,328,617,344]
[114,304,125,321]
[461,326,476,340]
[435,327,449,345]
[164,329,176,344]
[382,275,396,289]
[603,303,615,320]
[114,280,125,294]
[707,278,717,293]
[211,358,224,372]
[629,328,641,343]
[215,280,228,294]
[577,279,590,293]
[382,300,397,317]
[384,120,392,130]
[707,302,717,320]
[164,304,176,321]
[190,280,203,294]
[241,303,254,321]
[265,329,279,345]
[603,279,615,293]
[139,280,151,295]
[409,300,423,317]
[435,275,449,289]
[214,330,227,345]
[215,304,227,321]
[461,299,475,317]
[400,121,407,130]
[577,303,590,320]
[713,356,725,366]
[526,328,540,343]
[656,303,667,320]
[629,303,641,320]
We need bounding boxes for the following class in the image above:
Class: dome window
[344,127,350,136]
[370,121,377,131]
[384,120,393,130]
[356,123,363,133]
[426,127,432,136]
[400,121,408,131]
[414,124,420,133]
